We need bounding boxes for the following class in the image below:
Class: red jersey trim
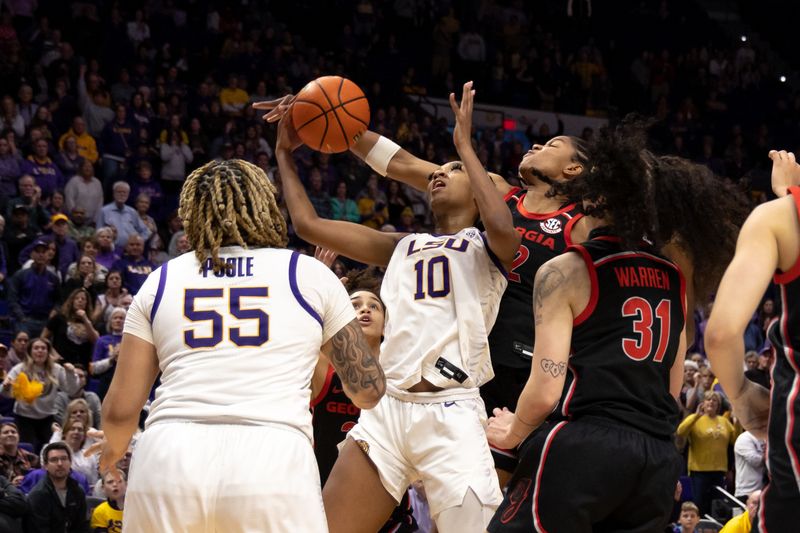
[504,186,522,202]
[532,421,568,533]
[561,363,578,417]
[774,186,800,284]
[778,284,800,488]
[310,365,335,408]
[515,193,580,221]
[568,245,599,327]
[563,213,584,247]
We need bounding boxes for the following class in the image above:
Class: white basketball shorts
[123,422,328,532]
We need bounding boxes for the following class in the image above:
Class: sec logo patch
[540,218,562,234]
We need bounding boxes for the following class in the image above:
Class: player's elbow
[704,319,739,357]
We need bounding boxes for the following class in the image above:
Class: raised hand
[276,112,303,152]
[769,149,800,197]
[448,81,475,150]
[314,246,339,268]
[253,94,296,124]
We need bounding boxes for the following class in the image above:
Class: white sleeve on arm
[122,267,163,344]
[296,255,357,343]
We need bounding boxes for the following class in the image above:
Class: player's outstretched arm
[705,202,781,438]
[351,130,438,192]
[275,115,404,267]
[321,318,386,409]
[100,333,160,473]
[450,82,520,269]
[486,254,581,449]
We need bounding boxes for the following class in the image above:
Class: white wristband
[364,136,401,177]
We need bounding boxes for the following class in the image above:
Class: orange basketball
[292,76,370,153]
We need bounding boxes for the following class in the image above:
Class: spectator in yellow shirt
[58,117,99,163]
[677,391,737,516]
[91,468,126,533]
[719,490,761,533]
[219,74,249,116]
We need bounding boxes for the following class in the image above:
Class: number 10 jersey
[379,227,508,393]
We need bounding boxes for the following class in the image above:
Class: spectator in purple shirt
[0,136,22,201]
[90,307,125,400]
[110,234,154,295]
[20,139,64,203]
[18,215,79,278]
[7,239,60,337]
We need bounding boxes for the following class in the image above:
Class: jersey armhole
[564,212,584,247]
[774,186,800,284]
[310,365,335,408]
[503,186,522,203]
[479,232,509,278]
[566,244,598,327]
[150,262,169,322]
[289,251,323,327]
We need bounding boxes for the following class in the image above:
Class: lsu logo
[540,218,562,234]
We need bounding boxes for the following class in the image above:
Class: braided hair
[179,159,288,274]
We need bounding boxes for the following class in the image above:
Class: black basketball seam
[336,85,369,128]
[293,98,328,131]
[339,102,370,128]
[316,78,349,150]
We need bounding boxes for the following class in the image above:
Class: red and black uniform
[756,186,800,533]
[481,187,583,471]
[489,231,685,533]
[311,366,416,532]
[312,366,360,485]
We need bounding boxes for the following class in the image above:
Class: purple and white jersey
[380,227,508,393]
[124,246,355,441]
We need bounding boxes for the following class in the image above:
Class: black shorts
[480,363,530,472]
[754,484,800,533]
[487,418,681,533]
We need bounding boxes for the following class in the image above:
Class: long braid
[179,159,288,273]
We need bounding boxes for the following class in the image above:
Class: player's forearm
[275,149,321,234]
[456,141,518,263]
[514,382,558,439]
[704,328,747,402]
[351,130,434,191]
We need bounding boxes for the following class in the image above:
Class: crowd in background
[0,0,791,531]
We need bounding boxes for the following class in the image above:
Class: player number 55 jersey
[123,246,356,441]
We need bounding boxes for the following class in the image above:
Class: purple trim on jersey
[480,232,509,278]
[150,262,169,322]
[289,251,323,327]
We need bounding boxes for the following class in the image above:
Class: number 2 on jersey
[621,297,671,362]
[413,256,451,299]
[184,287,269,348]
[508,245,530,283]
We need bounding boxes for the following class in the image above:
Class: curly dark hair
[552,117,749,302]
[343,267,384,310]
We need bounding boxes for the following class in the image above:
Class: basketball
[292,76,370,153]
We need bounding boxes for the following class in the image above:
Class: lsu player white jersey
[123,246,356,441]
[379,227,508,392]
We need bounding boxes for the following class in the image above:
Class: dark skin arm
[255,96,515,196]
[274,114,405,267]
[450,82,520,270]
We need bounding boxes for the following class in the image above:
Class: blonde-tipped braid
[179,159,288,273]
